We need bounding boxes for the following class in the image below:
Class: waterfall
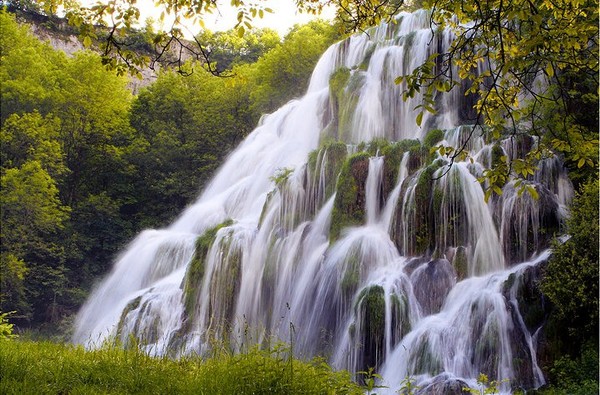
[74,10,572,393]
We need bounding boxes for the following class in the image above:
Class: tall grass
[0,340,363,394]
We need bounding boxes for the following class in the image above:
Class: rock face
[410,258,456,316]
[13,8,175,93]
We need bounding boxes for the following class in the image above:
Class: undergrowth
[0,340,362,394]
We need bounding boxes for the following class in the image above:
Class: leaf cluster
[396,0,598,196]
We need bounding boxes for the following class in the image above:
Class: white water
[74,10,572,393]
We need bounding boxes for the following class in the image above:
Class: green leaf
[416,111,423,127]
[527,185,540,200]
[237,26,245,38]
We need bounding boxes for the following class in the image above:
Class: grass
[0,340,363,394]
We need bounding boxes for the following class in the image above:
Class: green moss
[394,139,427,173]
[341,253,361,297]
[207,240,242,332]
[365,138,391,155]
[452,246,469,281]
[337,73,365,141]
[411,162,442,255]
[323,141,349,199]
[402,32,417,66]
[181,219,234,331]
[327,67,362,142]
[423,128,444,149]
[115,295,142,340]
[330,152,370,242]
[329,67,351,97]
[474,321,500,378]
[358,45,376,70]
[353,285,386,371]
[390,292,411,343]
[408,336,442,376]
[258,189,276,229]
[354,286,385,331]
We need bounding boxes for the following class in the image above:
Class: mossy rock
[328,69,364,142]
[258,190,276,229]
[180,219,233,333]
[388,139,427,175]
[208,240,242,332]
[308,140,349,204]
[431,166,470,253]
[329,67,351,98]
[452,246,469,281]
[358,43,376,70]
[401,161,443,255]
[411,258,456,316]
[341,252,361,298]
[116,295,142,340]
[408,335,443,376]
[414,374,469,395]
[353,285,386,372]
[380,140,420,196]
[330,152,370,242]
[500,185,560,264]
[390,292,411,346]
[472,320,501,379]
[502,263,548,333]
[423,128,445,149]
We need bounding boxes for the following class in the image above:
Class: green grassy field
[0,340,363,394]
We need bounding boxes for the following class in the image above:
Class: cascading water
[74,10,573,393]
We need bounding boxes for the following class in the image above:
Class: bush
[541,179,599,338]
[0,311,18,340]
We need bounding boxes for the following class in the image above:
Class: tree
[1,9,135,325]
[195,28,280,73]
[542,179,599,340]
[248,20,341,114]
[0,161,70,323]
[28,0,279,76]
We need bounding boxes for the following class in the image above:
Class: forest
[1,0,598,394]
[1,6,340,329]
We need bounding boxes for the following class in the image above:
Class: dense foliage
[0,340,362,394]
[399,0,598,197]
[0,9,338,330]
[542,179,599,345]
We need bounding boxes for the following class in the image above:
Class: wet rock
[497,184,560,265]
[413,373,469,395]
[352,285,386,372]
[452,246,469,281]
[411,258,456,315]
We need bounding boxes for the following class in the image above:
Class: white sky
[136,0,336,37]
